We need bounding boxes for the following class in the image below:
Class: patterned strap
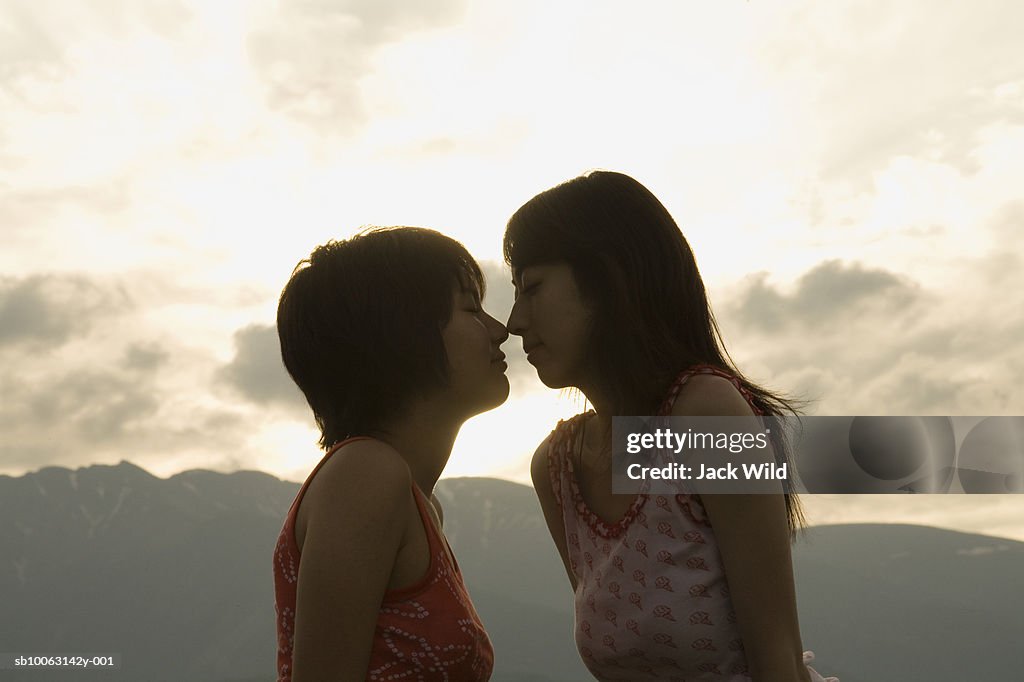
[658,364,763,416]
[546,416,581,512]
[661,364,767,527]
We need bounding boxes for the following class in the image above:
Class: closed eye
[513,285,537,303]
[512,276,539,300]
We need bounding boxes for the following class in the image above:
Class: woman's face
[507,262,592,389]
[440,282,511,418]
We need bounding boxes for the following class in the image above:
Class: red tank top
[273,437,494,681]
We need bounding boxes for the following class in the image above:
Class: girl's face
[507,262,592,389]
[440,282,511,418]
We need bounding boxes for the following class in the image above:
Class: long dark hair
[503,170,806,535]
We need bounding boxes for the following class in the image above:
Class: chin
[490,377,511,406]
[536,367,573,390]
[471,377,511,415]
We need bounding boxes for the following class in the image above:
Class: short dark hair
[277,226,484,450]
[504,171,806,534]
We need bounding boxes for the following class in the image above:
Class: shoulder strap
[409,483,465,574]
[287,435,376,521]
[658,364,762,416]
[546,413,589,509]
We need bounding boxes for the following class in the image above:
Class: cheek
[473,318,493,352]
[560,326,590,364]
[554,304,591,348]
[445,318,491,366]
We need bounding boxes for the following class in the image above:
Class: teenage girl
[273,227,508,681]
[505,172,838,681]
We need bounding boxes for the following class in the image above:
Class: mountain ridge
[2,462,1021,681]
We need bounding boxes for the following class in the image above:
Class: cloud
[0,1,67,84]
[0,0,192,87]
[718,241,1023,416]
[988,199,1024,250]
[729,260,921,334]
[11,370,159,441]
[478,259,513,320]
[123,342,169,372]
[246,0,467,133]
[0,183,133,234]
[0,359,156,470]
[0,332,253,474]
[0,274,132,348]
[216,324,306,411]
[0,271,268,475]
[757,2,1024,184]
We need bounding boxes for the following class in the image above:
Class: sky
[2,1,1023,539]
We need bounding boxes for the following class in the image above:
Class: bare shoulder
[298,440,412,542]
[529,431,556,482]
[315,439,411,495]
[671,373,755,417]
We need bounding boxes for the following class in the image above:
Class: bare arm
[675,376,811,682]
[291,441,412,682]
[700,492,810,682]
[530,434,578,591]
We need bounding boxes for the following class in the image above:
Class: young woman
[505,171,838,682]
[273,227,508,681]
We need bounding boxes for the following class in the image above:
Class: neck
[368,400,464,497]
[578,383,614,443]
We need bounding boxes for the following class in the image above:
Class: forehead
[512,262,564,281]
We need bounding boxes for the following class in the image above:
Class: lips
[523,342,543,354]
[491,352,506,363]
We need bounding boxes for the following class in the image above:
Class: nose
[506,297,526,337]
[488,312,509,345]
